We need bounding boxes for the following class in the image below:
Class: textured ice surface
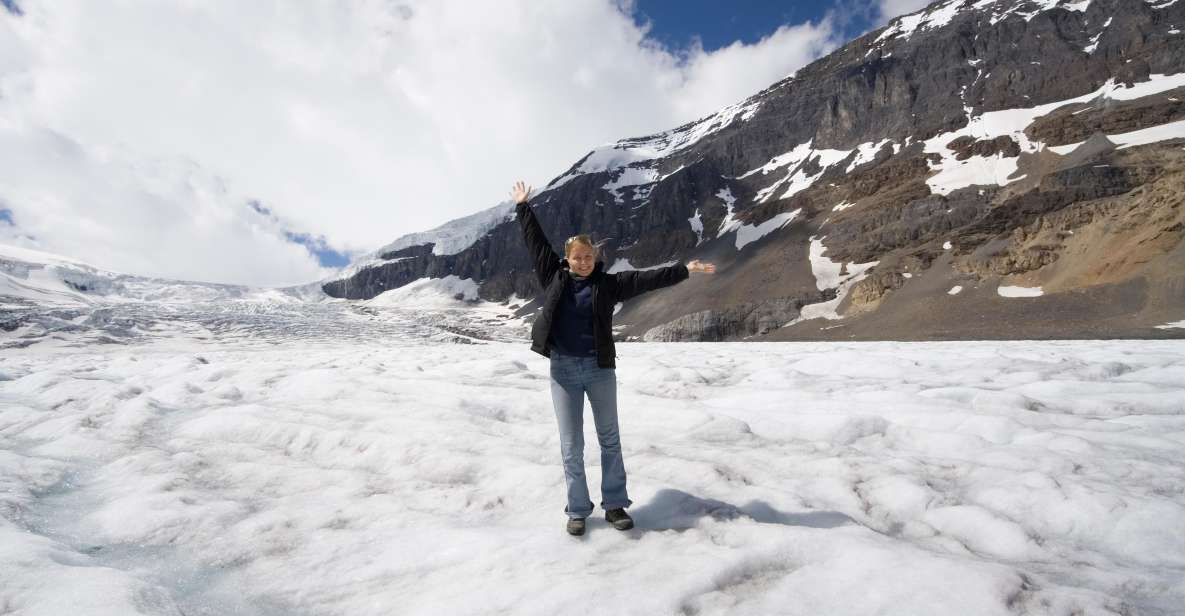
[3,334,1184,615]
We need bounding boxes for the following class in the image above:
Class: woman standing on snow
[510,180,716,536]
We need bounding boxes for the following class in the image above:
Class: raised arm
[614,259,716,302]
[511,181,561,286]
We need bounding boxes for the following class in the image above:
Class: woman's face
[567,244,596,277]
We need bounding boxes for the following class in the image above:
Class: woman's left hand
[687,260,717,274]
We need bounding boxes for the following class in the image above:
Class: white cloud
[876,0,937,24]
[0,1,842,286]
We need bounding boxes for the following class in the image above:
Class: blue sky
[634,0,881,52]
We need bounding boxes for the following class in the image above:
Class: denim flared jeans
[549,353,632,518]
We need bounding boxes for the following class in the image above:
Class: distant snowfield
[998,285,1045,298]
[3,336,1184,615]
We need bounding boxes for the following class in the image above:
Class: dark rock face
[641,292,833,342]
[947,135,1021,160]
[1026,87,1185,145]
[325,0,1185,339]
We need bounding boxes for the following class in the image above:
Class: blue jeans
[549,353,632,518]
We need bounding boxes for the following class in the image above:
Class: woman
[510,180,716,536]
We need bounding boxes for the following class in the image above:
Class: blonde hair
[564,234,599,258]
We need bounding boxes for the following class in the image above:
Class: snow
[741,142,816,179]
[548,98,761,190]
[602,166,661,204]
[832,201,855,212]
[1156,319,1185,329]
[926,152,1022,196]
[364,275,481,308]
[872,0,1090,52]
[0,244,97,269]
[1105,73,1185,101]
[943,241,953,250]
[3,331,1184,614]
[1084,16,1113,54]
[342,201,516,279]
[741,142,852,203]
[845,139,892,173]
[998,285,1044,297]
[605,167,662,191]
[606,259,680,274]
[688,210,704,245]
[733,209,802,251]
[0,243,313,307]
[600,164,687,205]
[949,285,964,295]
[715,187,741,237]
[783,238,879,327]
[1050,118,1185,154]
[922,72,1185,195]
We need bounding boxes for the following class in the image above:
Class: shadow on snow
[628,488,856,532]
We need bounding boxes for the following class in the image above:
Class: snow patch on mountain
[846,139,893,173]
[741,142,852,203]
[548,98,761,190]
[715,187,741,237]
[1051,119,1185,154]
[805,237,878,292]
[998,285,1044,297]
[923,72,1185,195]
[337,202,516,281]
[783,237,879,326]
[734,209,802,250]
[1084,17,1113,54]
[600,163,687,204]
[688,210,704,244]
[872,0,1100,56]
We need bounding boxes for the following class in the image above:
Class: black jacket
[516,201,689,368]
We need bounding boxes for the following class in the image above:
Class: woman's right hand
[510,181,532,205]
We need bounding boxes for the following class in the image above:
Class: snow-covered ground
[3,329,1184,615]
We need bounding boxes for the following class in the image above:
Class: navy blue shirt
[548,273,597,357]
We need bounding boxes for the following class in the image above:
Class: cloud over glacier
[0,1,852,285]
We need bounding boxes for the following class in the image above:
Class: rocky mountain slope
[324,0,1185,340]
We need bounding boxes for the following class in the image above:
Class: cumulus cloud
[0,1,845,286]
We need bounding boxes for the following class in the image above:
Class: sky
[0,0,930,287]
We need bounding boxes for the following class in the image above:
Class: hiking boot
[566,517,586,536]
[605,508,634,530]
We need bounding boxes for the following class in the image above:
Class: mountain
[324,0,1185,341]
[0,244,526,348]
